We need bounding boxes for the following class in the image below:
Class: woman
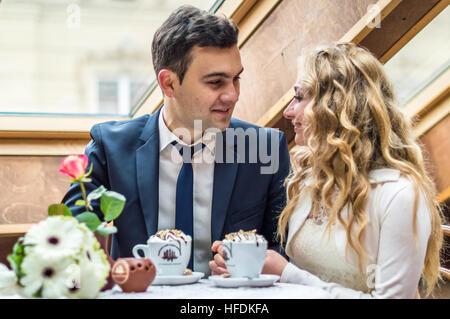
[210,43,443,298]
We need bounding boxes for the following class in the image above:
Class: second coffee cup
[221,229,267,279]
[132,229,192,276]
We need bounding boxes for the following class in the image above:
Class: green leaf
[100,191,126,222]
[48,204,72,216]
[87,185,107,202]
[7,237,25,278]
[7,254,21,276]
[12,237,24,255]
[95,222,118,236]
[74,200,86,206]
[75,212,102,232]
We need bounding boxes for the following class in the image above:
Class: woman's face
[283,85,311,146]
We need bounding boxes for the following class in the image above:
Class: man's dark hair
[152,5,239,84]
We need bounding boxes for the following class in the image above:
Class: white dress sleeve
[280,183,431,299]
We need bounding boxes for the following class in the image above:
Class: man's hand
[209,240,229,276]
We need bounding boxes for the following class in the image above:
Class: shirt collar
[368,168,400,184]
[158,107,216,155]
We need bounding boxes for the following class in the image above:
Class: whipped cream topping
[224,229,267,243]
[149,229,190,243]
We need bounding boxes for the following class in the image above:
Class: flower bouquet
[0,155,125,298]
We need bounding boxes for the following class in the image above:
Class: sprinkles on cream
[224,229,267,244]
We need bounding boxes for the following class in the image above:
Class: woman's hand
[262,249,289,277]
[209,240,229,276]
[209,242,289,277]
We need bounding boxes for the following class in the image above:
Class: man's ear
[158,69,177,98]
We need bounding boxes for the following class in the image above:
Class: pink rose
[59,155,89,180]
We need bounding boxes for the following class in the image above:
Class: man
[63,5,290,275]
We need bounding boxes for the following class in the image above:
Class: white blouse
[280,169,431,298]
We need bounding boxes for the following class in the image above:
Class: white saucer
[208,274,280,288]
[152,272,204,286]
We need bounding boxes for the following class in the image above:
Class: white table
[0,279,329,299]
[98,279,329,299]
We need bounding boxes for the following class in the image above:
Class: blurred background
[0,0,215,116]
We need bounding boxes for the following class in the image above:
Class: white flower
[17,216,111,299]
[0,263,18,296]
[89,249,111,288]
[77,222,100,250]
[55,223,111,299]
[78,222,110,278]
[64,253,109,299]
[20,252,73,298]
[23,216,85,258]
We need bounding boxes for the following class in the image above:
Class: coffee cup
[132,229,192,276]
[221,230,267,279]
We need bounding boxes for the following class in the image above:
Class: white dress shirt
[158,108,215,275]
[281,169,431,298]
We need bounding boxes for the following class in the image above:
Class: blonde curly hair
[278,42,443,296]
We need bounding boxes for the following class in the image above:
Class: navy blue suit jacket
[62,107,290,260]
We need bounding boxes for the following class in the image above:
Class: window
[384,6,450,107]
[96,76,150,115]
[0,0,220,116]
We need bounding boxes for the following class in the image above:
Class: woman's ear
[158,69,176,98]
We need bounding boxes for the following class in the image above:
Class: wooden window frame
[0,0,280,156]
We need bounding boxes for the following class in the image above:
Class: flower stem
[79,181,90,212]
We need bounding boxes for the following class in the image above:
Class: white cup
[132,235,192,276]
[222,239,267,278]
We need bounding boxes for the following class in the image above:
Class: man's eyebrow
[202,68,244,80]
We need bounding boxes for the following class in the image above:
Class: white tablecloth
[0,279,329,299]
[98,279,329,299]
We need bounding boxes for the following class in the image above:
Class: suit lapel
[136,107,162,237]
[211,127,239,242]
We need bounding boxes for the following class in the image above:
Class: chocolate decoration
[111,258,156,293]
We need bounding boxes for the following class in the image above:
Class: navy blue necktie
[172,141,205,270]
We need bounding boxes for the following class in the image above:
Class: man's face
[170,45,243,134]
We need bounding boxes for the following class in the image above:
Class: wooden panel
[340,0,402,45]
[443,225,450,237]
[405,68,450,121]
[234,0,377,125]
[0,138,89,156]
[0,156,68,224]
[0,236,21,267]
[438,186,450,203]
[359,0,440,60]
[419,115,450,193]
[0,115,122,138]
[413,93,450,138]
[376,0,448,63]
[218,0,259,26]
[0,224,32,237]
[236,0,281,47]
